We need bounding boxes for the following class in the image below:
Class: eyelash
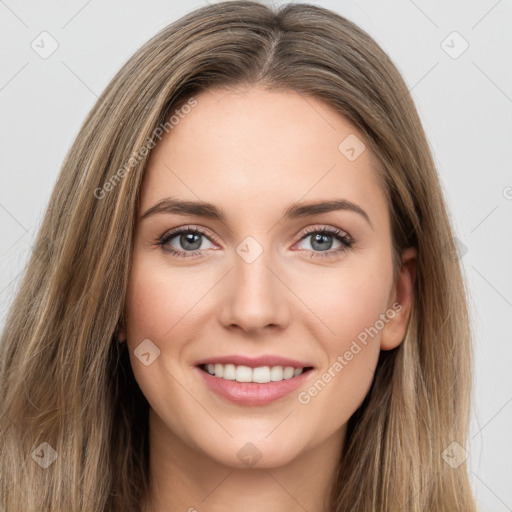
[156,225,355,260]
[298,226,355,259]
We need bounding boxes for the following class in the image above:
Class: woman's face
[122,86,415,468]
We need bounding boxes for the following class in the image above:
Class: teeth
[235,365,253,382]
[223,364,236,380]
[214,363,224,378]
[253,366,270,383]
[270,366,283,381]
[203,363,305,382]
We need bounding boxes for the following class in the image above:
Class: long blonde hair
[0,2,476,510]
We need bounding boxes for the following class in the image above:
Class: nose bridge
[220,235,289,332]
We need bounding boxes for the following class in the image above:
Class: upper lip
[195,354,314,369]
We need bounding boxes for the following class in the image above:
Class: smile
[195,363,315,406]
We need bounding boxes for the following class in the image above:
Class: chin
[199,434,308,470]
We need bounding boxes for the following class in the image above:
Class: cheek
[123,258,201,414]
[292,255,392,428]
[124,257,198,342]
[332,275,389,347]
[294,253,393,350]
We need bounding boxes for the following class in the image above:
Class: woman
[0,1,477,511]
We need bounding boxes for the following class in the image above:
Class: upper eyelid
[299,225,351,238]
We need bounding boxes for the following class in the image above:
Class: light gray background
[1,1,511,510]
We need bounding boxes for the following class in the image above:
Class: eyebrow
[140,197,372,228]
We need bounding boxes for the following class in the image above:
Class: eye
[293,226,354,259]
[157,226,217,259]
[157,225,355,260]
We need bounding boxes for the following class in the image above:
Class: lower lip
[195,366,314,406]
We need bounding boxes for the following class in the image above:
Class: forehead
[140,86,387,227]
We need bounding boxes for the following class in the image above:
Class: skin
[120,86,416,512]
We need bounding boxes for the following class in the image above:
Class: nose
[218,248,290,335]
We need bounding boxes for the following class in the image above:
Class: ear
[380,247,417,351]
[117,318,127,343]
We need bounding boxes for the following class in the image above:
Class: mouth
[195,362,315,406]
[198,363,314,383]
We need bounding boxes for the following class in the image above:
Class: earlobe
[380,247,417,351]
[117,322,127,344]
